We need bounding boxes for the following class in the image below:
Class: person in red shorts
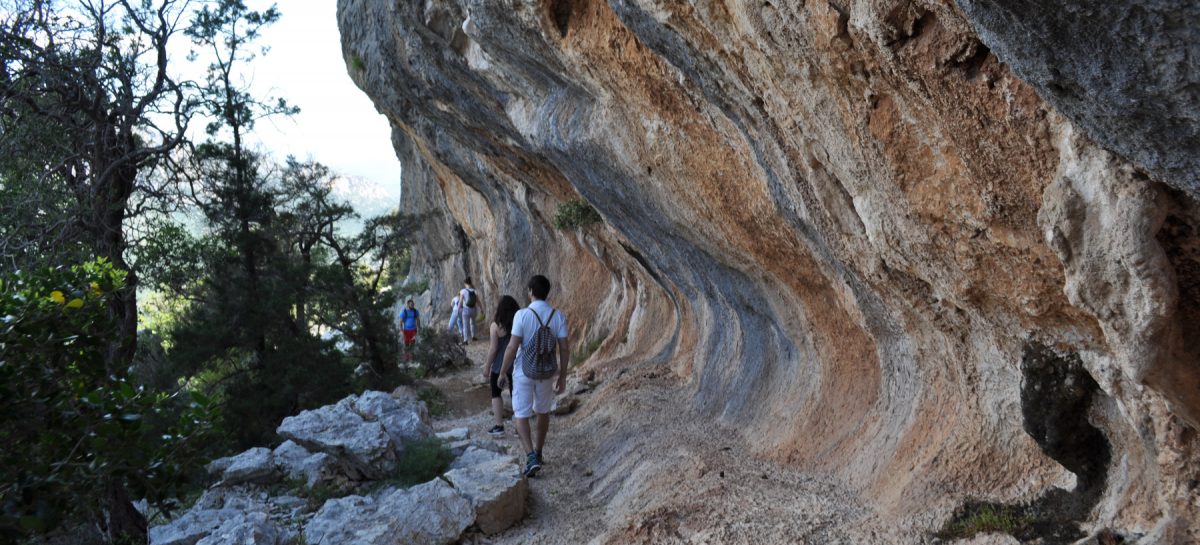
[399,299,421,348]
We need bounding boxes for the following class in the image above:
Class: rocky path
[423,343,938,545]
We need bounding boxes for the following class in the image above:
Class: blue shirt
[400,308,420,330]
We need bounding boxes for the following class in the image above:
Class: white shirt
[511,300,568,376]
[459,288,476,310]
[450,296,460,310]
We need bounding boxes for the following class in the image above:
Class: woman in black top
[484,295,520,435]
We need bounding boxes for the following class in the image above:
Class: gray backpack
[520,309,559,380]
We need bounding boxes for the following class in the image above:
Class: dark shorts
[490,371,513,398]
[403,329,417,345]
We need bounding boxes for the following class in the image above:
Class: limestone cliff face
[337,0,1199,542]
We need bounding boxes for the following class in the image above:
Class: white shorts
[512,371,555,418]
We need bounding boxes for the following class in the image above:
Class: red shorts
[403,329,417,345]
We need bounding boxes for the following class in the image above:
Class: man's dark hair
[406,299,414,304]
[464,277,473,287]
[528,275,551,300]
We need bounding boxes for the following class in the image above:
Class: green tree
[0,0,194,370]
[277,158,420,388]
[0,259,218,544]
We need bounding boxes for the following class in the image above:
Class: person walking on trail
[484,295,520,436]
[399,299,421,358]
[459,278,479,344]
[447,294,462,334]
[498,275,570,478]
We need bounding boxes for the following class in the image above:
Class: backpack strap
[530,308,555,328]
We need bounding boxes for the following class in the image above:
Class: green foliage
[937,504,1034,540]
[399,278,429,296]
[391,438,453,487]
[417,386,449,418]
[553,198,602,230]
[408,329,469,379]
[573,337,604,366]
[351,54,366,72]
[0,259,219,542]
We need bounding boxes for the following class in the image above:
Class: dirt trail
[424,342,932,545]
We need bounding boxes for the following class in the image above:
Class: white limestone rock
[442,457,527,535]
[355,389,434,447]
[208,448,277,485]
[435,427,469,442]
[276,398,396,480]
[449,445,514,471]
[273,440,344,490]
[194,512,281,545]
[303,479,472,545]
[149,508,243,545]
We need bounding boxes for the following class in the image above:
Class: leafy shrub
[392,438,453,487]
[553,198,601,230]
[417,386,449,418]
[0,259,219,542]
[408,329,468,378]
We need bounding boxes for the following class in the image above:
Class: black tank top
[491,331,511,373]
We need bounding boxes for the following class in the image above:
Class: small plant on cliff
[351,53,366,72]
[553,198,602,230]
[937,503,1033,540]
[399,278,430,296]
[572,337,604,366]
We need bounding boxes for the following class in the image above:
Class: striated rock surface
[338,0,1200,542]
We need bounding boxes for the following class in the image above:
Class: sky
[220,1,403,213]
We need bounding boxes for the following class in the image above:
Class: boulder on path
[443,457,527,534]
[435,427,469,442]
[304,479,473,545]
[449,446,514,471]
[207,447,278,486]
[276,398,396,480]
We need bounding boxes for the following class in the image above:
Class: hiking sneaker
[523,452,542,478]
[534,450,545,465]
[487,425,504,436]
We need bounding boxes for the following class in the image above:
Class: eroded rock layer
[337,0,1199,542]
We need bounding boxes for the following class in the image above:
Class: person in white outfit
[459,278,479,344]
[447,295,462,334]
[498,274,569,478]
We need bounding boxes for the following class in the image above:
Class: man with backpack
[459,278,479,344]
[497,275,570,478]
[398,299,421,361]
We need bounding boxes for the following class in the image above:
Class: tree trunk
[101,478,146,544]
[93,154,139,372]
